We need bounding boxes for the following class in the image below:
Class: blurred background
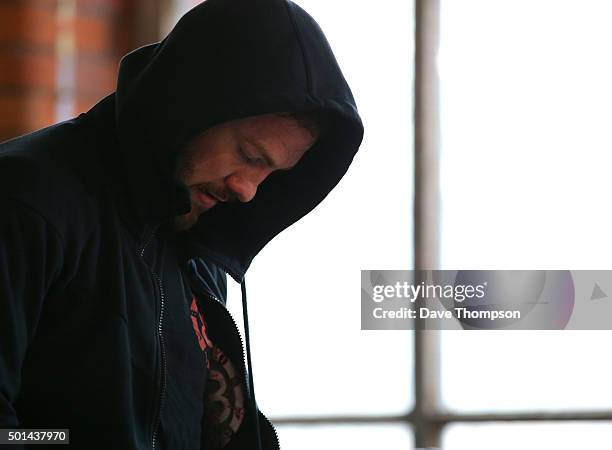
[2,0,612,448]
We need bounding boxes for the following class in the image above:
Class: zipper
[150,271,167,450]
[199,288,281,450]
[261,412,281,450]
[139,226,167,450]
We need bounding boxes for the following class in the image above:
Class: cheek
[185,155,241,186]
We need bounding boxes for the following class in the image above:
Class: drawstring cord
[241,278,263,450]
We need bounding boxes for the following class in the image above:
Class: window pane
[226,0,414,418]
[441,331,612,412]
[276,424,413,450]
[439,0,612,412]
[443,422,612,450]
[439,0,612,268]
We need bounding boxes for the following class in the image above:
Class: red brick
[0,90,56,133]
[0,4,57,49]
[77,0,125,16]
[75,56,119,96]
[0,48,56,91]
[74,15,114,54]
[0,0,139,139]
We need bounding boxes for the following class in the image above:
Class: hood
[112,0,364,281]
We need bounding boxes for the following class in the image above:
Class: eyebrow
[245,138,290,170]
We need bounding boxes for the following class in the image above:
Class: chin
[174,210,201,232]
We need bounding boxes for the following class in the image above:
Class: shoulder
[0,118,103,245]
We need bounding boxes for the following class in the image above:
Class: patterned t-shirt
[189,296,245,448]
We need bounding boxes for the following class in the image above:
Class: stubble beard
[174,202,203,232]
[174,153,200,232]
[174,174,202,233]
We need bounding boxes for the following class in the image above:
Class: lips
[194,188,218,210]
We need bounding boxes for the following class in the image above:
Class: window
[438,0,612,447]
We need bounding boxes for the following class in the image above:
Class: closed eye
[238,147,265,166]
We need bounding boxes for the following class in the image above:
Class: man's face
[174,113,316,231]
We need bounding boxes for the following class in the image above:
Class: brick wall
[0,0,147,142]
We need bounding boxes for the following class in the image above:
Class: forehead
[233,113,316,152]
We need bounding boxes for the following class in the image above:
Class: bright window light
[439,0,612,413]
[277,424,414,449]
[444,422,612,450]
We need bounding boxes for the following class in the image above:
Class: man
[0,0,363,449]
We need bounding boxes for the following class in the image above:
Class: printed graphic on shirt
[203,345,245,448]
[190,295,214,368]
[189,296,245,448]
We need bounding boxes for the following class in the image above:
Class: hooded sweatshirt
[0,0,363,448]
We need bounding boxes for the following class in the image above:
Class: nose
[225,172,259,203]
